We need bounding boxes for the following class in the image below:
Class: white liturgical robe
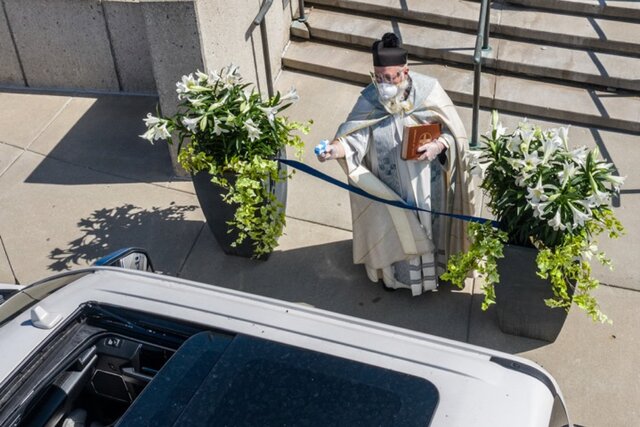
[335,72,476,295]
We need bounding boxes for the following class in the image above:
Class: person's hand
[315,140,337,162]
[417,139,445,161]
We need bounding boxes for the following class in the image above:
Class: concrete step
[307,0,640,56]
[303,7,640,92]
[282,40,640,133]
[504,0,640,21]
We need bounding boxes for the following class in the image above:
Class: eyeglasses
[371,68,407,84]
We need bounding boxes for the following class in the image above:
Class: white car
[0,249,572,427]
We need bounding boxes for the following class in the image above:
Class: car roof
[0,268,557,426]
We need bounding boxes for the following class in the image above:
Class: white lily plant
[444,111,625,321]
[140,65,311,256]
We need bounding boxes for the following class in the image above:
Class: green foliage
[446,111,625,321]
[142,66,312,256]
[441,222,507,310]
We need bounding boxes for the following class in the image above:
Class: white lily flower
[526,178,549,204]
[139,127,157,143]
[258,105,278,125]
[140,113,171,143]
[176,73,197,98]
[221,64,241,86]
[541,134,562,163]
[577,201,594,221]
[195,70,209,83]
[557,162,577,187]
[568,202,591,228]
[208,70,221,82]
[570,146,589,166]
[495,122,507,139]
[244,118,261,141]
[595,161,614,172]
[507,135,522,153]
[156,124,171,140]
[520,129,534,146]
[143,113,162,127]
[212,117,228,136]
[187,97,205,108]
[181,116,201,133]
[586,189,611,207]
[604,174,625,190]
[505,156,521,169]
[280,87,299,103]
[559,126,570,150]
[548,207,566,231]
[531,200,550,219]
[505,151,540,175]
[140,122,171,143]
[522,150,542,171]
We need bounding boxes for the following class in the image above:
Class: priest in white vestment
[316,33,476,296]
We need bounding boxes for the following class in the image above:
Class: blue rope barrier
[277,158,499,228]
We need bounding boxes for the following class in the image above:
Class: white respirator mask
[377,83,399,101]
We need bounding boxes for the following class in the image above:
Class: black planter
[192,161,287,260]
[494,244,573,342]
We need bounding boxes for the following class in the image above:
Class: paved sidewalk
[0,72,638,425]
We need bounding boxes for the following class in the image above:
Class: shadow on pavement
[179,227,551,354]
[24,95,174,185]
[44,199,552,355]
[48,203,200,275]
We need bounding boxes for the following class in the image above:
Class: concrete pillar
[103,1,157,94]
[141,0,205,175]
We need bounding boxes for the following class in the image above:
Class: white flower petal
[568,202,590,228]
[143,113,161,127]
[280,87,299,103]
[548,207,566,231]
[181,116,200,133]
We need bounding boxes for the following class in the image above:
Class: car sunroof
[118,331,439,426]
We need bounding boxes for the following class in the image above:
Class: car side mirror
[94,248,154,272]
[0,284,24,305]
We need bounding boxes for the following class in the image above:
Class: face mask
[377,83,398,101]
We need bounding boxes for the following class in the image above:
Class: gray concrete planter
[495,244,573,342]
[192,162,287,260]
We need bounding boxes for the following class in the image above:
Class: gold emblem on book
[418,131,433,145]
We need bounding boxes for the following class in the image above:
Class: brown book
[401,122,442,160]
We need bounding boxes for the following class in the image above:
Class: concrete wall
[0,0,294,96]
[3,0,120,91]
[0,1,24,86]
